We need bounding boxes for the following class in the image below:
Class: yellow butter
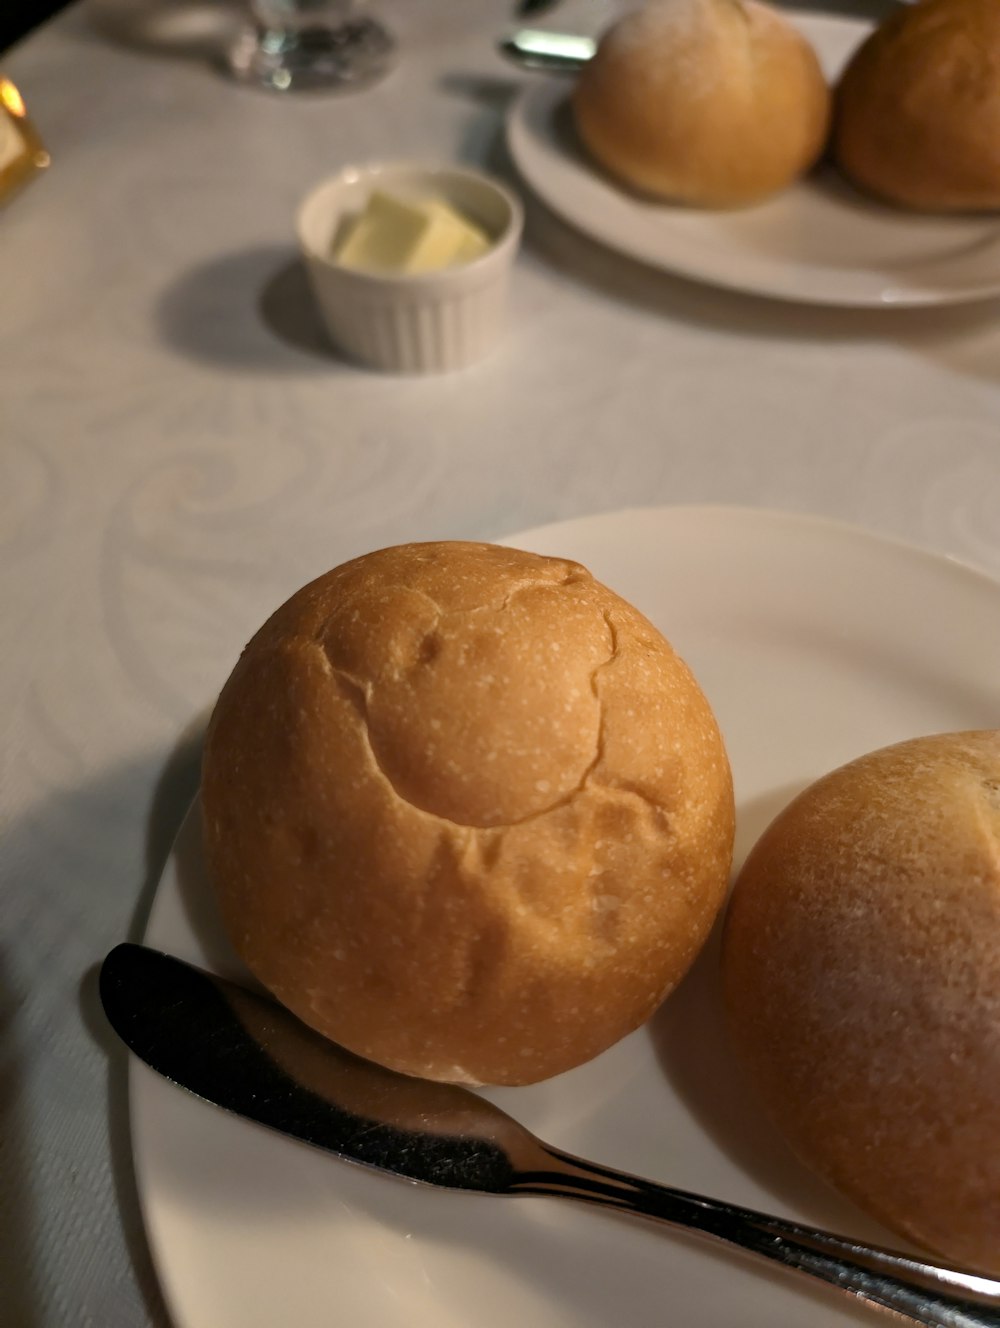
[334,189,491,274]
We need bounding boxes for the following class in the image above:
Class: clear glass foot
[227,8,394,93]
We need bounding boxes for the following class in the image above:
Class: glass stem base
[226,16,394,93]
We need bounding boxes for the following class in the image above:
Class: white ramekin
[296,161,523,374]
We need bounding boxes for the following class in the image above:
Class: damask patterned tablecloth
[3,2,1000,1324]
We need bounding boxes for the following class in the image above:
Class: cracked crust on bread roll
[722,731,1000,1273]
[571,0,831,208]
[202,541,734,1085]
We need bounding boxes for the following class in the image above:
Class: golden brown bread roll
[722,731,1000,1273]
[571,0,831,208]
[834,0,1000,212]
[203,541,734,1086]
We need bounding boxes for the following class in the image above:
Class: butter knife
[100,943,1000,1327]
[500,28,596,71]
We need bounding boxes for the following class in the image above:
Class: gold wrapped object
[0,77,49,204]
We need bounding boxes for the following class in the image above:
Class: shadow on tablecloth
[4,728,204,1327]
[0,954,45,1327]
[76,723,206,1327]
[156,243,342,374]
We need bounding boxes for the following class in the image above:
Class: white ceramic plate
[134,506,1000,1328]
[506,14,1000,307]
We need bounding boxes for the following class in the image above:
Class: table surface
[4,2,1000,1324]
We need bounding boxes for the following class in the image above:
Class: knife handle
[510,1146,1000,1327]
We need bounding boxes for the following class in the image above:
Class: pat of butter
[334,190,492,274]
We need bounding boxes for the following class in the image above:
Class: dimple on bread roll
[722,731,1000,1273]
[202,541,735,1086]
[571,0,831,208]
[834,0,1000,212]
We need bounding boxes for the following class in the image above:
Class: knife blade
[100,941,544,1189]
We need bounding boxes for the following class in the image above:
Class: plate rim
[502,501,1000,594]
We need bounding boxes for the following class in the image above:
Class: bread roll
[722,731,1000,1272]
[203,541,734,1086]
[834,0,1000,212]
[571,0,831,208]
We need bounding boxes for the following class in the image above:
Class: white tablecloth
[3,2,1000,1323]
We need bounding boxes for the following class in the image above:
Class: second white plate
[506,14,1000,308]
[133,506,1000,1328]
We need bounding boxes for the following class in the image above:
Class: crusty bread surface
[723,730,1000,1272]
[834,0,1000,211]
[203,541,735,1085]
[572,0,831,208]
